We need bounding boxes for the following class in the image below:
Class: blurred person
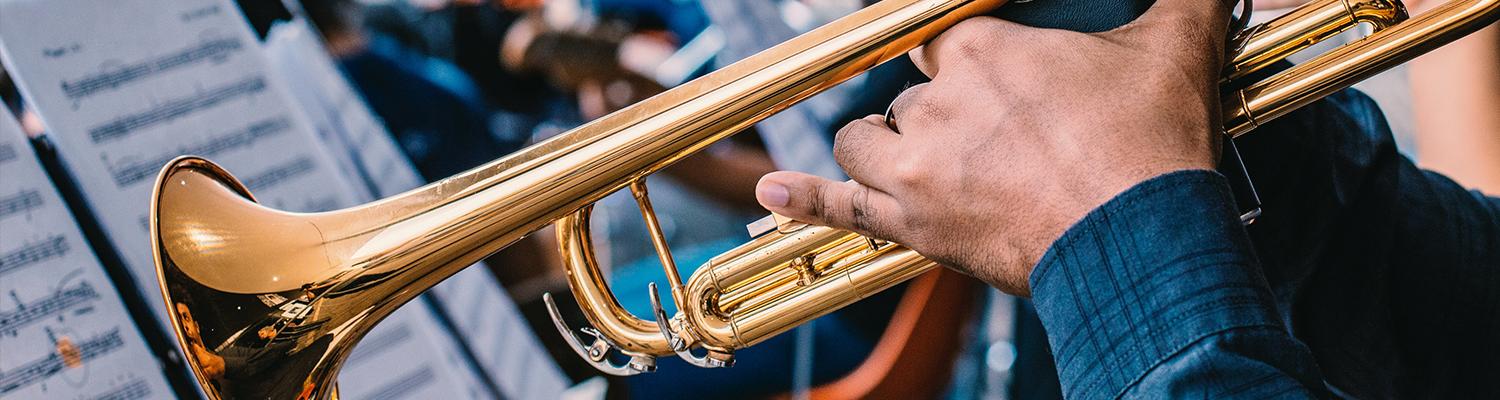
[303,0,526,179]
[753,0,1500,398]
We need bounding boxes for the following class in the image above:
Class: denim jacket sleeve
[1027,170,1328,399]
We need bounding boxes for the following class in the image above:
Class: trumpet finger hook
[648,283,732,369]
[543,293,657,376]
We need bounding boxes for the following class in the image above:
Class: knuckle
[942,19,1004,61]
[891,156,927,187]
[848,186,877,233]
[833,117,873,141]
[807,181,830,219]
[832,119,879,167]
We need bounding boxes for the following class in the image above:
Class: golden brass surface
[1226,0,1499,137]
[151,0,1500,397]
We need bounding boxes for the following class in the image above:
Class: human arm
[744,0,1353,396]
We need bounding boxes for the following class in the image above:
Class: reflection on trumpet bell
[153,0,1008,398]
[150,0,1500,396]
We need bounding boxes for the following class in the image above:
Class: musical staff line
[61,38,242,100]
[346,323,413,366]
[0,236,69,277]
[86,76,267,143]
[0,282,100,333]
[104,117,291,187]
[0,190,44,218]
[91,377,152,400]
[368,366,436,400]
[0,143,16,164]
[0,329,125,395]
[242,156,315,192]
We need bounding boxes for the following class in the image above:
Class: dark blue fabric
[1237,89,1500,398]
[1029,87,1500,398]
[339,34,526,180]
[992,0,1151,32]
[1030,170,1326,399]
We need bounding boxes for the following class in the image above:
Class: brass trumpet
[151,0,1498,397]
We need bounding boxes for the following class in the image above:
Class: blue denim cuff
[1028,170,1285,399]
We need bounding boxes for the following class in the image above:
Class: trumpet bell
[153,157,356,399]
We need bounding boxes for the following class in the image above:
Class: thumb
[756,172,905,241]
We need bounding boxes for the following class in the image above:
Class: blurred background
[0,0,1493,399]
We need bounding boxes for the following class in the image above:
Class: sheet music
[263,18,570,397]
[0,0,363,329]
[338,306,493,400]
[0,1,499,398]
[264,20,426,196]
[431,268,571,398]
[0,107,175,400]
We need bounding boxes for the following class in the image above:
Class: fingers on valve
[756,172,904,241]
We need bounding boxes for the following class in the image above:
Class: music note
[0,236,68,277]
[103,117,290,187]
[85,76,267,143]
[0,143,17,164]
[0,189,45,218]
[0,283,101,334]
[0,329,126,395]
[0,0,363,331]
[1,2,545,398]
[0,107,173,400]
[264,19,570,398]
[61,37,242,101]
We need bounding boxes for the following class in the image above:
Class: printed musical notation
[92,377,152,400]
[87,76,267,143]
[61,37,242,100]
[265,19,570,398]
[0,189,45,218]
[0,282,101,334]
[0,107,173,400]
[103,116,291,187]
[3,2,534,398]
[264,20,425,198]
[0,329,127,395]
[0,142,17,164]
[0,0,363,330]
[0,236,67,277]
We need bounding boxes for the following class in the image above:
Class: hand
[754,0,1231,295]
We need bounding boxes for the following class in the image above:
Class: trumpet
[151,0,1498,397]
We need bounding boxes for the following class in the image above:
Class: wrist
[1029,168,1234,290]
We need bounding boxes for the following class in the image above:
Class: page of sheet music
[0,0,363,329]
[0,1,498,398]
[338,304,493,400]
[431,268,571,398]
[263,20,426,197]
[263,19,570,398]
[0,107,175,400]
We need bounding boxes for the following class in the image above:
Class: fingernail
[757,182,790,208]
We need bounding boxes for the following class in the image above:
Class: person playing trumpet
[754,0,1500,397]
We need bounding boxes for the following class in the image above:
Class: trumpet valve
[789,255,818,286]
